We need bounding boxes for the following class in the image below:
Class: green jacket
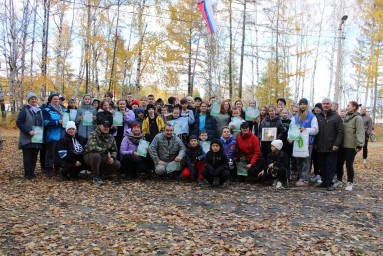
[149,133,186,164]
[85,126,118,159]
[343,112,365,149]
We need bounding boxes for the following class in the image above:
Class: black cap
[100,119,111,127]
[240,122,250,129]
[96,112,113,126]
[194,96,202,102]
[314,103,323,111]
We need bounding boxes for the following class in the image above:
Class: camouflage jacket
[149,133,185,164]
[85,126,118,159]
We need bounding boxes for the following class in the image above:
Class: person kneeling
[258,140,289,189]
[203,139,230,187]
[56,121,88,180]
[84,116,121,185]
[182,135,206,186]
[120,122,151,179]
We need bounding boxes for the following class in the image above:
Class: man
[236,122,264,179]
[360,106,373,164]
[149,124,186,175]
[290,98,318,187]
[166,96,177,113]
[315,98,344,191]
[126,92,133,110]
[194,97,202,113]
[148,94,156,105]
[84,115,121,185]
[140,96,148,110]
[331,102,339,113]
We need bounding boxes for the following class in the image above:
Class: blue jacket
[43,103,67,142]
[220,135,237,159]
[190,111,217,140]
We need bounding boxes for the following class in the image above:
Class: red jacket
[237,131,261,166]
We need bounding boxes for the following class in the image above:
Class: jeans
[337,148,357,183]
[295,145,313,181]
[45,141,58,168]
[317,152,337,186]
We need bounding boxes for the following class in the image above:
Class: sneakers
[275,181,283,189]
[93,177,104,185]
[295,179,309,187]
[310,175,322,184]
[333,180,343,188]
[345,182,353,191]
[363,159,367,165]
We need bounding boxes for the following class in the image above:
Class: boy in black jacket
[181,135,206,186]
[203,139,230,187]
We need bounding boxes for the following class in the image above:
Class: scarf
[50,103,63,117]
[27,103,40,114]
[126,132,143,145]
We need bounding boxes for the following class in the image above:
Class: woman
[75,94,97,141]
[234,100,246,119]
[120,122,150,179]
[16,92,44,180]
[43,92,67,177]
[253,105,268,139]
[335,101,364,191]
[113,99,135,159]
[259,105,285,164]
[214,100,232,138]
[56,121,87,180]
[190,102,217,141]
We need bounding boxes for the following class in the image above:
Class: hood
[210,138,224,154]
[220,135,234,144]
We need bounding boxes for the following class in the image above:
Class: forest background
[0,0,383,123]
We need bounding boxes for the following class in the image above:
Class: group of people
[16,91,373,190]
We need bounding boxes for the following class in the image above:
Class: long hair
[220,100,232,115]
[298,106,309,122]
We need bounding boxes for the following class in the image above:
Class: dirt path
[0,133,382,255]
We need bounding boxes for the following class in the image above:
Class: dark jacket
[315,109,344,152]
[56,132,87,167]
[16,104,44,149]
[185,144,206,175]
[267,150,289,170]
[259,116,285,139]
[204,139,228,170]
[190,111,217,140]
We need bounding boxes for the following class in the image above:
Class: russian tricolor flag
[198,0,217,34]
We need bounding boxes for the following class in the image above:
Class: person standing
[360,107,373,164]
[290,98,318,187]
[335,101,365,191]
[16,92,44,180]
[315,98,344,191]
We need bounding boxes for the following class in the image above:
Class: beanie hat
[271,139,283,151]
[131,122,141,130]
[66,121,77,132]
[189,135,198,142]
[314,103,323,111]
[132,99,140,106]
[48,92,60,103]
[147,103,155,110]
[298,98,309,105]
[136,107,144,114]
[27,92,38,102]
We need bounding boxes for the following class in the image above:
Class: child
[131,100,140,112]
[279,108,292,168]
[67,98,77,112]
[135,107,145,126]
[199,130,211,154]
[181,135,206,185]
[142,104,165,142]
[179,98,195,144]
[220,127,237,179]
[92,98,100,111]
[229,107,246,140]
[203,139,230,187]
[258,139,289,189]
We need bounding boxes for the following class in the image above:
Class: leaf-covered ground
[0,128,382,255]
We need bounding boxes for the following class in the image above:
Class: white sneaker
[276,181,283,189]
[310,175,322,184]
[363,159,367,165]
[345,182,353,191]
[333,180,343,188]
[272,179,279,187]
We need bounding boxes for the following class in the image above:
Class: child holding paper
[229,108,246,140]
[120,122,150,179]
[75,94,97,142]
[181,135,206,186]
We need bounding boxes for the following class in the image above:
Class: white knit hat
[271,139,283,151]
[66,121,77,132]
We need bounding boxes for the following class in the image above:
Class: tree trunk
[41,0,51,97]
[238,0,246,99]
[228,1,233,99]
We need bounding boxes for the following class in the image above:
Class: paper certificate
[236,161,248,176]
[31,126,44,143]
[113,111,123,126]
[210,102,220,116]
[261,127,277,141]
[82,110,93,126]
[231,117,244,132]
[200,141,211,153]
[165,161,181,174]
[245,107,260,121]
[137,139,150,157]
[169,120,182,135]
[62,112,70,128]
[69,109,77,121]
[288,124,301,141]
